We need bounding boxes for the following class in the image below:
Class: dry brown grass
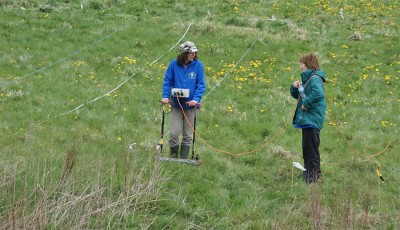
[0,148,165,229]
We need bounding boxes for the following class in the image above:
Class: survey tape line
[30,22,196,127]
[3,22,194,140]
[203,24,269,100]
[203,35,259,100]
[38,73,136,126]
[2,16,187,88]
[325,88,392,158]
[150,22,193,65]
[1,33,116,88]
[176,95,292,156]
[39,23,195,126]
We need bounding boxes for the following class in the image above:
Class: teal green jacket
[290,69,326,130]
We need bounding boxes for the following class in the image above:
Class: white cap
[179,41,198,52]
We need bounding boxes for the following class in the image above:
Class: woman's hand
[161,98,170,104]
[188,100,198,107]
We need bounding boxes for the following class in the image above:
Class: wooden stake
[378,176,381,208]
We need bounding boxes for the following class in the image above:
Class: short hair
[300,53,320,71]
[176,52,198,66]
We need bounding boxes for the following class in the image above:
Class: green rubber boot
[180,145,191,159]
[170,146,179,158]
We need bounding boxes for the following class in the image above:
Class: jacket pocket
[296,110,307,125]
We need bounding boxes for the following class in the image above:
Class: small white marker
[128,143,137,149]
[293,162,306,171]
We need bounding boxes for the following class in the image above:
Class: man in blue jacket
[290,53,326,183]
[161,41,206,159]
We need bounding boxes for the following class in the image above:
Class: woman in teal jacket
[290,53,326,183]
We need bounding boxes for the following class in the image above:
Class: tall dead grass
[0,147,164,229]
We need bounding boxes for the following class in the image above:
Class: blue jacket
[162,59,206,109]
[290,69,326,130]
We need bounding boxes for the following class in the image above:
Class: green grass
[1,0,399,229]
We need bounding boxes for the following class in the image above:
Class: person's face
[300,62,307,72]
[187,52,196,62]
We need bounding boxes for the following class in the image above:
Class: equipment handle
[159,100,172,112]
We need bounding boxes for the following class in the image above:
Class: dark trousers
[302,128,321,183]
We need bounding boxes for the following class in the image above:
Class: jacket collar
[300,69,314,83]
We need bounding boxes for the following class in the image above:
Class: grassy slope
[0,0,399,229]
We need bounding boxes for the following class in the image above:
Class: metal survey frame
[156,102,170,155]
[157,101,202,165]
[189,102,201,161]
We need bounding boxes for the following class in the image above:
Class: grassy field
[1,0,399,229]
